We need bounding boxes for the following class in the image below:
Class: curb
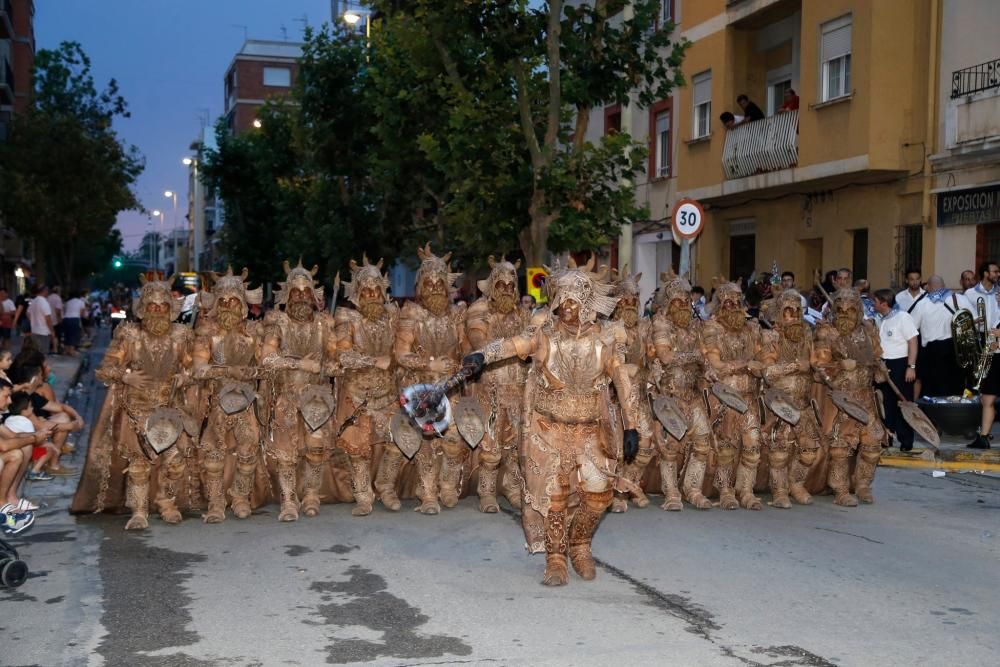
[880,446,1000,472]
[61,356,86,402]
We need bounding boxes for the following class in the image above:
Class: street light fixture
[165,190,180,273]
[343,11,361,25]
[182,157,193,166]
[252,118,262,129]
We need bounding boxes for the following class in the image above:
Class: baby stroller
[0,536,28,588]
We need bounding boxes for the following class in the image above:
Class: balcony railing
[721,110,798,180]
[951,59,1000,99]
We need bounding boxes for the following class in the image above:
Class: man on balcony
[737,94,765,122]
[778,88,800,113]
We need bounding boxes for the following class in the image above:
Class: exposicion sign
[937,184,1000,227]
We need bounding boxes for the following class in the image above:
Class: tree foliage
[0,41,143,289]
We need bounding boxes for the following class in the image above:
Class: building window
[604,104,622,135]
[661,0,674,24]
[820,15,852,102]
[692,71,711,139]
[896,225,922,286]
[766,64,793,116]
[263,66,291,87]
[655,110,671,177]
[852,228,868,280]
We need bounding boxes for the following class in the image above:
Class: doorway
[730,234,756,286]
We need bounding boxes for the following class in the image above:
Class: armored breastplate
[212,331,256,366]
[278,318,324,386]
[346,316,395,402]
[659,323,701,395]
[415,313,460,363]
[772,334,813,405]
[831,327,876,393]
[481,310,528,388]
[719,325,758,395]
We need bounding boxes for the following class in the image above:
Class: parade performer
[335,255,398,517]
[702,281,769,510]
[463,256,639,586]
[814,288,886,506]
[85,273,194,529]
[760,289,822,507]
[464,255,528,513]
[386,243,469,514]
[650,274,713,510]
[191,267,264,523]
[260,260,339,521]
[608,268,655,513]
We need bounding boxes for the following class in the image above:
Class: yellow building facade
[665,0,936,291]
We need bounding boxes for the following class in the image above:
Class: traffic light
[112,255,123,269]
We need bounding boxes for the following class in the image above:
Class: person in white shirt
[966,261,1000,450]
[61,291,86,357]
[895,268,926,313]
[873,289,919,451]
[27,286,54,353]
[910,275,972,397]
[47,286,63,353]
[0,287,14,351]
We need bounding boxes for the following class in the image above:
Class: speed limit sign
[671,198,705,240]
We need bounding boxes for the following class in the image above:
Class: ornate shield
[297,385,336,432]
[899,402,941,449]
[143,407,184,459]
[873,388,886,422]
[764,388,800,425]
[831,390,871,424]
[711,382,748,414]
[218,382,256,415]
[390,412,423,460]
[651,395,688,440]
[453,397,486,449]
[182,414,200,437]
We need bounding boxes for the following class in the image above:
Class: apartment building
[929,0,1000,284]
[223,39,302,135]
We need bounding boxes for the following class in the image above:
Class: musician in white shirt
[911,275,972,397]
[895,268,926,313]
[873,289,919,451]
[966,261,1000,450]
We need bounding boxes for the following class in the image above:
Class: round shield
[651,395,688,441]
[218,382,255,415]
[389,412,423,460]
[453,397,486,449]
[831,390,871,425]
[144,407,184,458]
[764,388,801,425]
[711,382,749,414]
[899,402,941,449]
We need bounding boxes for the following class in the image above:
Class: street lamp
[165,190,179,273]
[252,118,262,129]
[340,3,370,40]
[151,209,165,271]
[182,157,193,166]
[343,11,361,25]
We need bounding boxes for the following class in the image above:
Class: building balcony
[722,110,798,180]
[951,58,1000,100]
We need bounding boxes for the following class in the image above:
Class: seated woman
[9,364,83,475]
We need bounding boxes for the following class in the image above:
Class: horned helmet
[545,254,617,325]
[342,253,390,306]
[477,254,520,313]
[659,269,694,327]
[133,271,181,322]
[274,258,324,307]
[611,265,642,326]
[203,266,264,317]
[415,242,461,315]
[832,287,863,335]
[772,288,806,342]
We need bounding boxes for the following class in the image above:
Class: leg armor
[201,446,227,524]
[348,455,375,517]
[438,436,467,509]
[477,445,502,514]
[124,458,152,531]
[568,489,613,581]
[414,442,441,515]
[767,448,791,509]
[542,485,570,587]
[155,445,187,524]
[657,434,684,512]
[301,434,330,518]
[229,450,257,519]
[375,447,404,512]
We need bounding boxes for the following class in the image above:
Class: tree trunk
[520,189,556,266]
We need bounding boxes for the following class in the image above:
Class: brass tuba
[952,303,983,371]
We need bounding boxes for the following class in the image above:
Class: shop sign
[937,184,1000,227]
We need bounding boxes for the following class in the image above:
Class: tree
[371,0,688,264]
[0,42,143,289]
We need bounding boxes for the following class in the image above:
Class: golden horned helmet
[477,254,521,299]
[133,271,182,321]
[765,288,804,326]
[611,264,642,299]
[274,258,323,307]
[660,269,692,304]
[342,253,390,306]
[545,253,617,324]
[414,242,462,297]
[200,266,263,317]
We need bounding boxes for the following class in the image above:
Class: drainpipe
[921,0,940,268]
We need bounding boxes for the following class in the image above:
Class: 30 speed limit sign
[671,198,705,240]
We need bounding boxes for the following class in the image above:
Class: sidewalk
[881,430,1000,473]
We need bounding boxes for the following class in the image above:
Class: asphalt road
[3,336,999,667]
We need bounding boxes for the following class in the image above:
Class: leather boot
[201,450,226,524]
[768,453,791,509]
[229,453,256,519]
[439,456,463,508]
[568,491,610,581]
[277,464,299,521]
[714,457,739,510]
[659,457,683,511]
[682,452,713,509]
[156,464,184,525]
[477,464,500,513]
[853,449,880,504]
[735,461,762,510]
[414,452,441,515]
[300,456,324,518]
[349,456,375,517]
[829,449,858,507]
[542,507,568,587]
[375,451,403,511]
[500,448,523,509]
[788,454,814,505]
[124,473,150,531]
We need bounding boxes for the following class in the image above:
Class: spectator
[965,260,1000,449]
[62,291,86,357]
[12,289,30,337]
[10,364,81,472]
[27,285,55,354]
[778,88,800,112]
[821,269,838,296]
[0,288,14,350]
[48,285,64,353]
[911,275,972,397]
[719,111,744,129]
[873,288,919,451]
[520,294,536,316]
[691,286,709,320]
[779,271,809,310]
[0,380,53,516]
[960,269,977,292]
[895,268,925,313]
[5,390,56,488]
[736,94,765,121]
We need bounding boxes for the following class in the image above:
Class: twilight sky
[36,0,333,251]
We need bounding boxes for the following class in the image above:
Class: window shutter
[693,72,711,106]
[821,17,852,62]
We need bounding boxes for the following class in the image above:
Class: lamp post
[164,190,179,272]
[182,156,202,272]
[341,3,370,40]
[151,208,165,271]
